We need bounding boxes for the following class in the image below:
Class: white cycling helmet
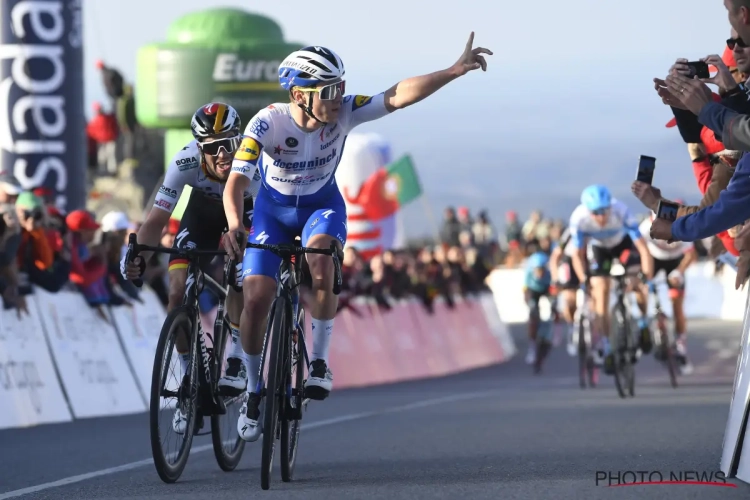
[278,46,345,89]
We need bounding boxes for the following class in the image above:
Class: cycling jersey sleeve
[340,93,391,131]
[153,144,201,213]
[569,209,585,249]
[231,108,274,180]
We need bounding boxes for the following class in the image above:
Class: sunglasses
[592,208,610,216]
[728,37,749,50]
[198,135,241,156]
[295,80,346,101]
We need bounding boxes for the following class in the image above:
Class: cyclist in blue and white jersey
[222,36,492,442]
[568,185,654,373]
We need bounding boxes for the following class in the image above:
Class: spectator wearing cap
[66,210,111,310]
[440,207,462,247]
[15,192,70,294]
[101,211,140,302]
[456,206,474,246]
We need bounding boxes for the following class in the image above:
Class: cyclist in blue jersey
[523,252,552,365]
[568,185,654,373]
[222,36,492,442]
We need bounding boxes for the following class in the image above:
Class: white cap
[100,211,130,232]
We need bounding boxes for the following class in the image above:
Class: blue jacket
[670,102,750,241]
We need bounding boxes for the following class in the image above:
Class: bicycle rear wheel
[150,307,198,483]
[261,298,289,491]
[211,316,246,471]
[658,314,679,389]
[281,306,307,482]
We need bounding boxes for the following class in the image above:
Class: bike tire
[611,304,629,399]
[261,298,288,491]
[577,314,588,389]
[281,306,306,482]
[660,319,679,389]
[211,316,246,472]
[150,307,198,484]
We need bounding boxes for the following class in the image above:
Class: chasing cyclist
[222,35,492,442]
[568,185,654,374]
[639,211,697,374]
[121,103,260,433]
[523,251,553,367]
[549,226,581,357]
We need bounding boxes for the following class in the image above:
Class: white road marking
[0,390,496,500]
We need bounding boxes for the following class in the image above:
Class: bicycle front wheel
[261,298,289,491]
[211,316,246,471]
[611,303,635,399]
[281,306,307,482]
[150,306,198,483]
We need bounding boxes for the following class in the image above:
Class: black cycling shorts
[654,256,684,290]
[557,256,581,290]
[168,189,253,272]
[587,235,641,277]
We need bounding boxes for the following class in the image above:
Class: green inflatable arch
[135,8,304,218]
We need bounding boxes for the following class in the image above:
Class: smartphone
[686,61,710,79]
[636,155,656,184]
[656,199,680,222]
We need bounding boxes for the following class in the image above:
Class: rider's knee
[242,276,275,313]
[307,254,333,290]
[167,270,187,310]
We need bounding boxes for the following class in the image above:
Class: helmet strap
[291,89,327,125]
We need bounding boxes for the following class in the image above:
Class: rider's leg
[590,275,610,357]
[300,206,348,399]
[562,289,577,323]
[166,266,188,372]
[670,283,693,373]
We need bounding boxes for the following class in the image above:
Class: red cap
[457,206,469,217]
[723,46,737,69]
[33,187,52,198]
[94,59,104,70]
[66,210,100,231]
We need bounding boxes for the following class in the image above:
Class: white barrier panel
[33,289,147,419]
[488,261,744,324]
[108,287,170,405]
[478,292,516,359]
[0,304,72,429]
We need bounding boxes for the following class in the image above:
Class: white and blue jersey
[568,198,642,250]
[230,93,392,279]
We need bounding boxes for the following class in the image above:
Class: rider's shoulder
[569,204,588,223]
[167,140,201,172]
[243,103,290,137]
[342,94,377,111]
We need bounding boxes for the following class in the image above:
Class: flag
[385,154,422,206]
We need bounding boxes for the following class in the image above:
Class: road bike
[125,234,245,483]
[649,278,679,388]
[243,239,342,490]
[574,286,598,389]
[608,266,640,399]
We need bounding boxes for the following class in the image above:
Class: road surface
[0,319,745,499]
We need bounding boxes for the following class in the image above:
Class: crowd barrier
[488,260,746,324]
[0,287,515,430]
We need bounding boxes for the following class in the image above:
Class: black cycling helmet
[190,102,241,141]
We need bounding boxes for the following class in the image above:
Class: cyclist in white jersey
[549,227,581,356]
[223,36,492,442]
[121,103,260,433]
[568,185,654,373]
[639,213,697,374]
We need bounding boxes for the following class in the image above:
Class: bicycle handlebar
[125,233,344,295]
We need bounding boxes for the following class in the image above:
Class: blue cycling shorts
[241,189,348,280]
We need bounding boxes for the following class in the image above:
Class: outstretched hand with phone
[631,181,662,211]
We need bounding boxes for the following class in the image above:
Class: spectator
[116,83,139,169]
[0,200,25,315]
[66,210,111,315]
[15,192,69,294]
[456,206,474,245]
[87,102,119,175]
[440,207,462,247]
[95,59,124,103]
[101,211,140,303]
[472,209,496,257]
[0,173,22,205]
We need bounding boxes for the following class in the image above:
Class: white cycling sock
[311,318,334,363]
[229,322,244,358]
[242,351,262,394]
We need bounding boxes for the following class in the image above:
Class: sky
[81,0,733,228]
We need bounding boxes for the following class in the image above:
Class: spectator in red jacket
[87,101,119,175]
[66,210,110,311]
